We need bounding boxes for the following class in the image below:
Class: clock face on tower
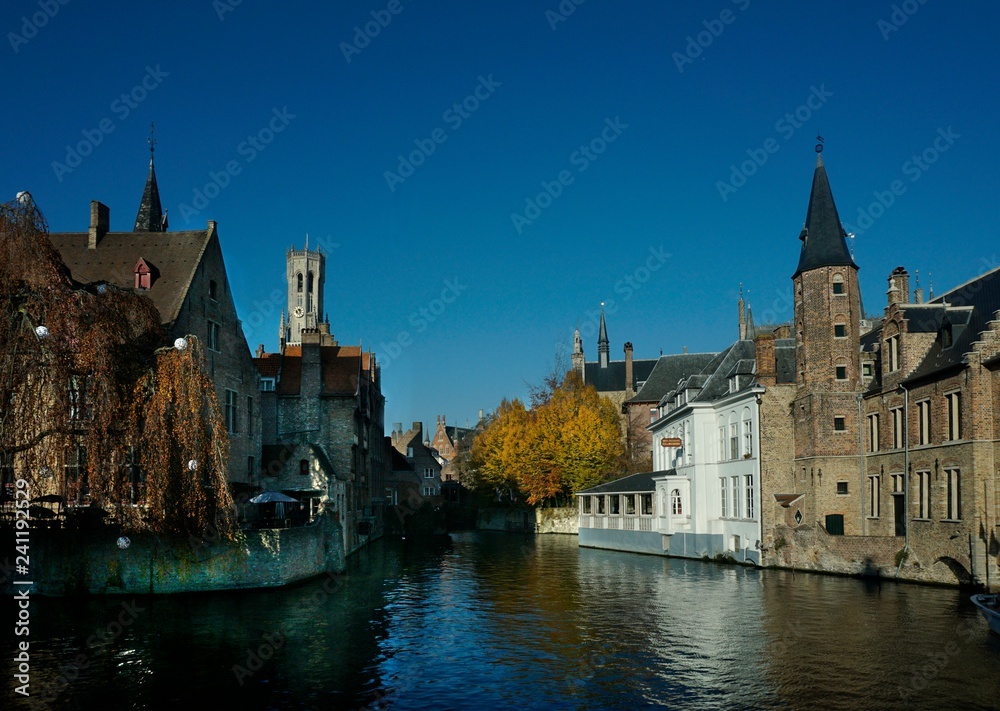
[293,306,304,318]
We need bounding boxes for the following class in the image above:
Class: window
[868,476,880,517]
[742,414,753,457]
[406,447,414,458]
[423,468,435,479]
[745,475,754,518]
[423,486,437,497]
[862,362,873,378]
[834,324,847,338]
[836,365,847,381]
[730,423,738,460]
[887,335,900,372]
[834,416,846,432]
[208,320,221,352]
[65,444,87,502]
[641,493,653,516]
[917,470,931,519]
[650,407,657,424]
[917,400,931,445]
[731,476,740,518]
[596,496,605,514]
[581,497,592,514]
[68,375,92,421]
[832,275,845,294]
[946,392,961,440]
[718,425,727,462]
[836,481,849,495]
[1,451,13,497]
[891,407,904,449]
[825,514,845,535]
[246,396,254,436]
[720,478,728,517]
[307,271,314,294]
[299,459,309,476]
[260,378,275,392]
[867,414,880,453]
[624,494,635,515]
[670,489,683,516]
[892,473,904,493]
[209,279,217,300]
[225,389,238,433]
[609,495,620,515]
[247,455,255,478]
[296,273,303,293]
[945,468,961,520]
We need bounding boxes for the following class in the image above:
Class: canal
[3,532,999,710]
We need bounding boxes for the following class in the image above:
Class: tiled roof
[584,358,658,394]
[49,229,211,327]
[272,344,369,396]
[253,353,281,378]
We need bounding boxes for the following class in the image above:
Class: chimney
[624,342,634,397]
[754,333,776,386]
[255,344,265,358]
[301,336,321,397]
[888,266,909,307]
[412,422,422,437]
[88,201,109,250]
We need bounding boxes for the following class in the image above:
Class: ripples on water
[2,531,998,710]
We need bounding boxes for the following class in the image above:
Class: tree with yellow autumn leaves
[467,371,624,506]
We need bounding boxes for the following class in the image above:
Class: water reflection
[2,533,998,710]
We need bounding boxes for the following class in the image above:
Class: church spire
[598,302,609,369]
[792,150,856,279]
[134,123,166,232]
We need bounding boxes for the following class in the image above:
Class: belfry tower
[282,235,326,345]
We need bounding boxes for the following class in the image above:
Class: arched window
[296,273,303,293]
[307,271,314,293]
[671,489,683,516]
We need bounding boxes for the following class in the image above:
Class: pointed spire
[746,305,756,340]
[598,302,609,369]
[738,283,747,340]
[134,122,165,232]
[792,152,856,278]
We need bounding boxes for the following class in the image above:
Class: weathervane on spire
[148,122,157,162]
[815,135,824,153]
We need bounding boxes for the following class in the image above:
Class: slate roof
[793,154,857,279]
[577,469,676,494]
[627,352,718,404]
[584,358,658,394]
[134,159,166,232]
[904,266,1000,383]
[49,228,211,327]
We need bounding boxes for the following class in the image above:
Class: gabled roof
[793,154,857,279]
[904,266,1000,383]
[253,353,281,379]
[269,343,369,396]
[627,352,718,404]
[49,228,212,327]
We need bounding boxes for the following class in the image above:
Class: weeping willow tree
[0,194,234,540]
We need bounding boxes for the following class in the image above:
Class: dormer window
[133,258,155,290]
[941,323,953,348]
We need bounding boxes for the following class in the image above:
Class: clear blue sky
[4,1,999,430]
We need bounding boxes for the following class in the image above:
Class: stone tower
[571,328,585,377]
[598,304,610,369]
[791,152,864,531]
[283,236,326,345]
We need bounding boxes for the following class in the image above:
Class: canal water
[3,531,999,710]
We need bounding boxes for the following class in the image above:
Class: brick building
[390,422,443,502]
[761,152,1000,586]
[48,149,262,491]
[253,242,386,555]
